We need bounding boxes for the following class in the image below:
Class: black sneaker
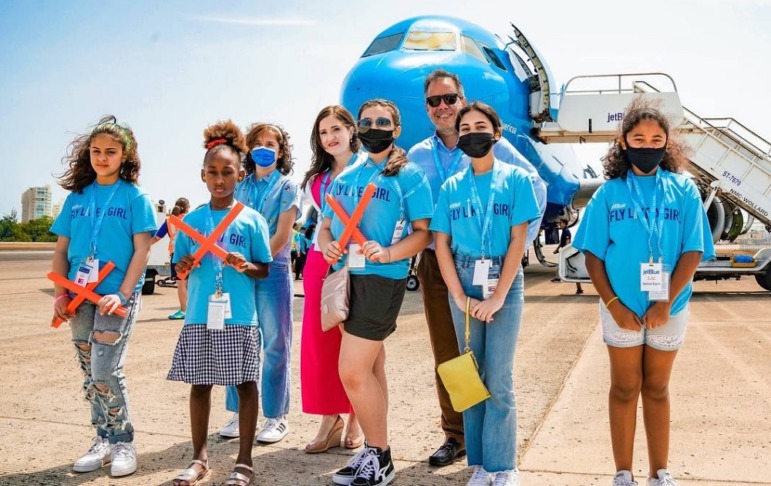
[332,446,370,485]
[350,446,395,486]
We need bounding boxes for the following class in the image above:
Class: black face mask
[359,129,394,154]
[457,132,497,158]
[625,146,666,174]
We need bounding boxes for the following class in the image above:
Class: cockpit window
[362,33,404,57]
[480,44,507,71]
[461,35,487,63]
[403,31,456,51]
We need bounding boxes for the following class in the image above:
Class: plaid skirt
[167,324,261,386]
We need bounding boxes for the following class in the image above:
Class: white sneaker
[613,470,638,486]
[492,468,520,486]
[647,469,677,486]
[467,466,491,486]
[256,416,289,443]
[110,442,137,477]
[219,412,240,438]
[73,437,113,472]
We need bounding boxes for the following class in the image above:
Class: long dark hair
[243,123,293,176]
[358,99,408,177]
[302,105,361,189]
[58,115,140,193]
[602,98,690,180]
[455,101,502,133]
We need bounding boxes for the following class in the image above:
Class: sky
[1,0,770,217]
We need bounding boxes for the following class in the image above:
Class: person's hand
[98,293,125,316]
[609,302,643,331]
[52,294,74,324]
[361,240,390,264]
[553,248,559,254]
[324,241,344,264]
[471,295,505,323]
[226,252,248,273]
[643,301,671,329]
[175,255,197,275]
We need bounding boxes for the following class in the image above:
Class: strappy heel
[172,459,209,486]
[226,463,253,485]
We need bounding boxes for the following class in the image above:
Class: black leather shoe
[428,438,466,467]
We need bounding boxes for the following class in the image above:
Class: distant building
[52,199,64,220]
[21,185,52,223]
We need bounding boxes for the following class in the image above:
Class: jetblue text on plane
[607,112,624,123]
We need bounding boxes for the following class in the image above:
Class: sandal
[172,459,209,486]
[226,463,253,485]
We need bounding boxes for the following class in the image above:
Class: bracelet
[605,296,620,308]
[53,294,70,306]
[114,293,129,306]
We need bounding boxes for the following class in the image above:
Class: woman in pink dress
[300,105,365,453]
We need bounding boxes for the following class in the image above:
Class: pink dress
[300,174,352,414]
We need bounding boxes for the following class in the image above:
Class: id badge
[207,301,226,331]
[210,292,232,319]
[648,268,670,302]
[473,259,491,286]
[483,278,499,299]
[640,262,663,292]
[86,258,99,283]
[348,243,366,268]
[75,264,91,287]
[390,219,406,245]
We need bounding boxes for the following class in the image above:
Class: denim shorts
[599,301,689,351]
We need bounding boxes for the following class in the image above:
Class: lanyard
[432,137,463,183]
[320,152,360,212]
[626,171,665,262]
[465,160,500,260]
[204,204,228,296]
[253,170,282,213]
[88,179,122,259]
[353,158,384,207]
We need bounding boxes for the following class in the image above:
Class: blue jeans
[448,256,523,473]
[70,293,140,444]
[227,259,292,418]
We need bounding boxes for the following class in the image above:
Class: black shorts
[344,274,407,341]
[169,253,178,279]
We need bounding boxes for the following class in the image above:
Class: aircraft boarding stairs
[532,73,771,287]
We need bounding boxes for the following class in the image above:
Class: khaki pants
[417,249,464,447]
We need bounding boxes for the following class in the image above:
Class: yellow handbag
[437,298,491,412]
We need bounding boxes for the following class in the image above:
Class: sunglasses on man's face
[357,117,393,133]
[425,93,460,107]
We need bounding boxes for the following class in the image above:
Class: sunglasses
[425,93,460,107]
[357,117,393,133]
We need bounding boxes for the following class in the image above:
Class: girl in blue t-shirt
[50,116,157,479]
[319,99,433,486]
[167,121,272,486]
[430,102,540,486]
[220,123,302,444]
[572,100,715,486]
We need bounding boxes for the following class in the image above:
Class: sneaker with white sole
[333,446,370,485]
[647,469,677,486]
[256,416,289,443]
[73,437,113,473]
[219,412,240,438]
[492,468,520,486]
[110,442,137,477]
[613,470,638,486]
[467,465,491,485]
[350,446,395,486]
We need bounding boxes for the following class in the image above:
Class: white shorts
[599,301,689,351]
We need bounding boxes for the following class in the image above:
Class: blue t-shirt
[51,180,157,295]
[235,170,302,262]
[408,133,547,243]
[173,204,273,326]
[321,157,433,279]
[572,170,715,318]
[430,160,541,258]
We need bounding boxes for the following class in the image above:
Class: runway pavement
[0,250,768,485]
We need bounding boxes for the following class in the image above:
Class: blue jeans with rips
[70,293,140,444]
[226,259,292,418]
[448,256,523,473]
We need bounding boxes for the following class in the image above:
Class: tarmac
[0,249,768,485]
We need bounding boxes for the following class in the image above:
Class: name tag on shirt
[640,262,664,292]
[648,269,670,302]
[207,302,226,331]
[348,244,365,268]
[473,259,491,286]
[483,279,499,300]
[390,219,406,245]
[210,292,232,318]
[86,259,99,283]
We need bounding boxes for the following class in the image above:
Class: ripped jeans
[70,293,140,444]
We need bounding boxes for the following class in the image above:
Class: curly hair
[602,97,690,180]
[358,99,408,177]
[58,115,140,193]
[243,123,293,176]
[302,105,361,189]
[203,120,247,167]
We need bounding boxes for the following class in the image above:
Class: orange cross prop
[325,182,377,248]
[169,201,244,280]
[48,262,128,328]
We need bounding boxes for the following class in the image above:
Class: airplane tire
[406,275,420,292]
[754,267,771,291]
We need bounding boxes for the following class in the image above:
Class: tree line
[0,211,57,242]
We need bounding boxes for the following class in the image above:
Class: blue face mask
[251,147,277,168]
